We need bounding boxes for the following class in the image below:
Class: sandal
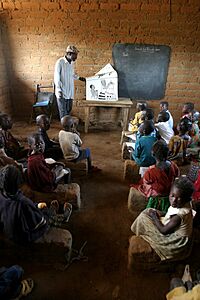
[15,278,34,299]
[63,202,72,222]
[50,200,60,214]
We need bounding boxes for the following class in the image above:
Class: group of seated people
[0,111,103,298]
[127,101,200,265]
[0,111,103,299]
[125,101,199,169]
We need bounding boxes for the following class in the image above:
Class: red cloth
[136,161,179,198]
[193,170,200,201]
[27,153,56,192]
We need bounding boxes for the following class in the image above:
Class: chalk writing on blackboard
[113,43,171,100]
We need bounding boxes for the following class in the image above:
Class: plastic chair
[30,84,56,122]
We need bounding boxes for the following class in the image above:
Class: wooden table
[81,99,133,133]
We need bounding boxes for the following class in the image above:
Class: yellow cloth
[129,111,143,132]
[166,285,200,300]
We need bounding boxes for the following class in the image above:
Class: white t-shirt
[155,121,174,144]
[58,130,82,160]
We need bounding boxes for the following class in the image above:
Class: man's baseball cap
[66,45,79,54]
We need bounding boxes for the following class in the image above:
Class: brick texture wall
[0,0,200,125]
[0,18,11,114]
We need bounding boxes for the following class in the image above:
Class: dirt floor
[0,121,199,300]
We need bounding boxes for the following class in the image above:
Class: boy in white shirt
[155,111,174,144]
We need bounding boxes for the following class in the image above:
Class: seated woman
[131,176,194,261]
[130,140,179,213]
[0,165,72,258]
[0,113,28,160]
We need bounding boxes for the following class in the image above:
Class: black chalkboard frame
[112,43,171,100]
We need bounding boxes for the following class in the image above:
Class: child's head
[0,165,23,196]
[182,102,194,115]
[36,114,50,131]
[152,140,169,162]
[27,133,45,154]
[141,108,154,121]
[61,115,75,132]
[177,117,192,135]
[169,176,194,208]
[136,102,147,112]
[160,101,169,112]
[0,113,13,130]
[140,120,154,136]
[157,111,170,123]
[192,110,200,123]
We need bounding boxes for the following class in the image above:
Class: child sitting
[0,139,23,171]
[0,113,28,160]
[132,120,157,167]
[155,110,174,144]
[131,140,180,213]
[0,165,72,258]
[168,117,192,165]
[128,102,147,133]
[36,114,63,160]
[188,110,200,148]
[131,176,194,261]
[181,102,194,121]
[59,115,101,172]
[159,101,174,129]
[27,133,71,193]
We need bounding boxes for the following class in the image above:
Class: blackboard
[112,43,171,100]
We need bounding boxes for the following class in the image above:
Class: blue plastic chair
[30,84,56,122]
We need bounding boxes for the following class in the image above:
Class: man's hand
[79,77,86,82]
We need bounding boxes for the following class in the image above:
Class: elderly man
[54,45,85,119]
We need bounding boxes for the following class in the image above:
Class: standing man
[54,45,85,119]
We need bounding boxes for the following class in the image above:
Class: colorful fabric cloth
[138,161,179,198]
[193,170,200,201]
[128,111,143,132]
[132,134,157,167]
[131,205,193,261]
[146,195,170,213]
[27,153,56,192]
[168,135,190,163]
[166,284,200,300]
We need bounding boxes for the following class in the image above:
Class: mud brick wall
[0,0,199,126]
[0,18,11,114]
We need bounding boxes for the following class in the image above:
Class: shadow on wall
[1,13,34,121]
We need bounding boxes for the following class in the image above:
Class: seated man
[36,114,63,160]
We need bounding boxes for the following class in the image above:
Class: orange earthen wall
[0,18,11,114]
[0,0,200,124]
